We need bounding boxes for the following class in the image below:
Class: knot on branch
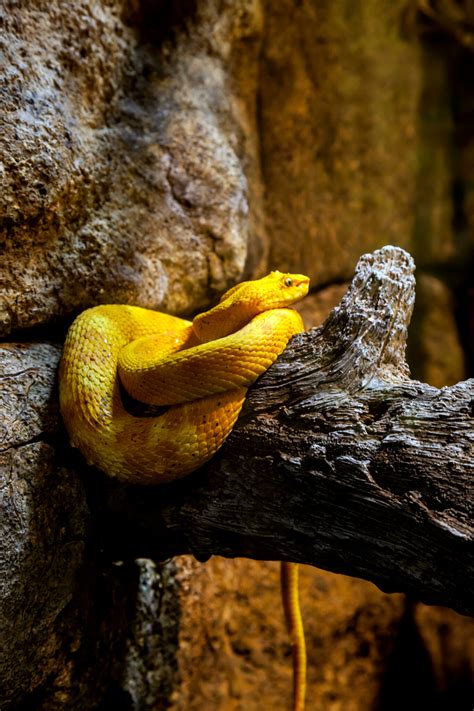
[248,245,416,413]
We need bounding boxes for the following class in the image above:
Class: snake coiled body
[59,270,309,710]
[60,272,309,483]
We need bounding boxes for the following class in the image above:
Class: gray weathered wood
[102,247,474,615]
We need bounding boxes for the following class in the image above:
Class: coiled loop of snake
[59,271,309,484]
[59,270,309,711]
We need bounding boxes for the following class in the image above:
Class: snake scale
[59,270,310,711]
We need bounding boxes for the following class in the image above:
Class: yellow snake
[59,270,309,711]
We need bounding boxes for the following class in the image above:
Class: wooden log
[100,247,474,616]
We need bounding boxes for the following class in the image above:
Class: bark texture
[102,247,474,616]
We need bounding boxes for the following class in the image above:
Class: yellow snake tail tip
[281,561,307,711]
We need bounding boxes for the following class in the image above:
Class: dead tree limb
[101,247,474,616]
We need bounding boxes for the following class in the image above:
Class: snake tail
[281,562,307,711]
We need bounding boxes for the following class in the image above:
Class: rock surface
[261,1,420,283]
[0,343,86,706]
[169,559,406,711]
[1,0,265,335]
[408,274,466,387]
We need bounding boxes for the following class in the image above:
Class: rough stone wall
[1,0,473,709]
[1,0,265,334]
[260,0,421,284]
[171,559,406,711]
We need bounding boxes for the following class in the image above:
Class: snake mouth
[293,275,310,285]
[294,276,310,289]
[288,275,310,298]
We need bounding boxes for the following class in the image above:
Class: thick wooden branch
[101,247,474,616]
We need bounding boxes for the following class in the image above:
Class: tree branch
[100,247,474,616]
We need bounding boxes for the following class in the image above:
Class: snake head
[193,271,310,342]
[250,271,310,309]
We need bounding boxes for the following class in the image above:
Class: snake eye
[284,277,293,287]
